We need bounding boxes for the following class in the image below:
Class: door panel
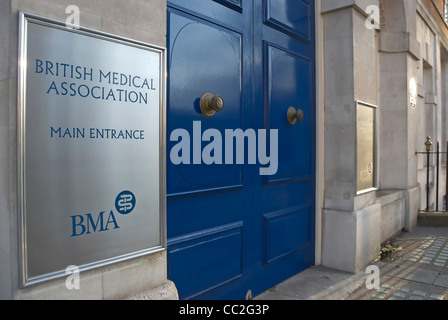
[167,0,253,300]
[264,43,312,183]
[214,0,243,12]
[250,0,316,295]
[264,0,311,42]
[168,222,243,298]
[167,0,315,300]
[263,205,311,263]
[167,10,244,196]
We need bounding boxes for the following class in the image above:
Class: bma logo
[115,190,136,214]
[70,190,136,237]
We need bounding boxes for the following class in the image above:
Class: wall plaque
[356,101,377,194]
[17,12,166,286]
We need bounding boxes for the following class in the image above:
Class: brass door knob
[287,106,304,125]
[200,92,224,117]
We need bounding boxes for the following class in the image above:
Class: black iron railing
[416,137,448,212]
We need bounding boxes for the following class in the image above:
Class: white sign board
[17,12,166,286]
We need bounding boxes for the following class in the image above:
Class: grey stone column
[379,0,421,231]
[320,0,420,274]
[321,0,382,273]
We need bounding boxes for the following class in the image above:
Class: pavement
[255,225,448,300]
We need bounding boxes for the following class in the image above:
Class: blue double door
[167,0,316,300]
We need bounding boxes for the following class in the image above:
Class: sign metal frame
[355,100,378,195]
[17,11,167,287]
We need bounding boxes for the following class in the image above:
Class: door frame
[164,0,324,297]
[315,0,324,268]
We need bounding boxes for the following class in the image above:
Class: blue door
[167,0,315,300]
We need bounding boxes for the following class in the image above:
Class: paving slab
[346,275,448,300]
[434,274,448,288]
[254,266,366,300]
[375,261,440,284]
[255,226,448,300]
